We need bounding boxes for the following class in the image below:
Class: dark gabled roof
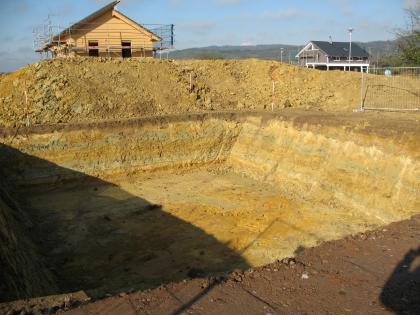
[312,41,370,58]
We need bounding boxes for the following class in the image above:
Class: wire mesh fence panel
[361,67,420,111]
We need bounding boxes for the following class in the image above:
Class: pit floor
[22,168,380,298]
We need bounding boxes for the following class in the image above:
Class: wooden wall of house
[299,51,328,66]
[74,50,154,57]
[61,9,155,53]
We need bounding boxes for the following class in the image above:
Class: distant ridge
[170,41,398,61]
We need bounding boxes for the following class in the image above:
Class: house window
[122,41,132,58]
[88,41,99,57]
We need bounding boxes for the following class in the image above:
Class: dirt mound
[0,58,364,127]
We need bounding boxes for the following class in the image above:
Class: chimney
[329,36,333,44]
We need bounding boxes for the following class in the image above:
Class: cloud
[326,0,366,17]
[224,13,252,22]
[213,0,244,4]
[403,0,420,9]
[90,0,146,9]
[0,45,39,73]
[168,0,185,8]
[258,8,298,20]
[176,21,216,36]
[0,0,30,16]
[51,3,75,16]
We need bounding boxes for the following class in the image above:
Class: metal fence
[359,67,420,111]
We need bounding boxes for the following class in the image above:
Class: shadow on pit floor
[380,247,420,315]
[0,143,249,301]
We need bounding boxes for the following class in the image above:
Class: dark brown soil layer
[54,214,419,314]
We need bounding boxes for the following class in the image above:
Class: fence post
[271,81,275,111]
[360,67,419,111]
[360,67,365,111]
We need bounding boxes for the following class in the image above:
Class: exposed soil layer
[0,110,419,310]
[0,184,56,302]
[2,214,418,315]
[62,214,420,315]
[3,58,419,128]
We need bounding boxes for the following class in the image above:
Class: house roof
[46,0,160,47]
[311,41,369,58]
[53,0,120,41]
[112,10,161,41]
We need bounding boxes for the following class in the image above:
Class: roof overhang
[113,10,161,41]
[41,0,162,50]
[296,42,315,58]
[50,1,121,44]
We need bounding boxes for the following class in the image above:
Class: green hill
[170,41,398,62]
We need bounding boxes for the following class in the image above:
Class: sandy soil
[14,165,404,301]
[0,109,418,312]
[2,214,418,315]
[63,214,420,315]
[0,58,374,127]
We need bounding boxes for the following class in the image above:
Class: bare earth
[60,214,420,315]
[0,58,368,127]
[16,166,402,300]
[0,58,419,314]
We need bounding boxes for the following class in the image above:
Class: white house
[296,40,370,72]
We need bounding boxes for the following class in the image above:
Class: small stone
[283,99,292,108]
[71,102,83,114]
[55,90,64,99]
[301,272,309,280]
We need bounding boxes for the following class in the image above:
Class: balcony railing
[328,59,369,64]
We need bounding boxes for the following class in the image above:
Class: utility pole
[280,47,284,63]
[348,28,353,63]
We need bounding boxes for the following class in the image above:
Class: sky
[0,0,418,72]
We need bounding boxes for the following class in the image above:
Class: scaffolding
[33,17,175,57]
[32,16,54,58]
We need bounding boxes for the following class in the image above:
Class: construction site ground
[0,58,379,127]
[2,214,418,315]
[66,214,420,315]
[0,58,419,315]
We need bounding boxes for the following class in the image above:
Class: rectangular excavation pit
[1,112,419,302]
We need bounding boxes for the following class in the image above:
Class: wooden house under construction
[34,0,174,58]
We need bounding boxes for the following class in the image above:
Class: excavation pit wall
[0,111,419,302]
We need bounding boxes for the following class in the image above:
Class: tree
[396,6,420,65]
